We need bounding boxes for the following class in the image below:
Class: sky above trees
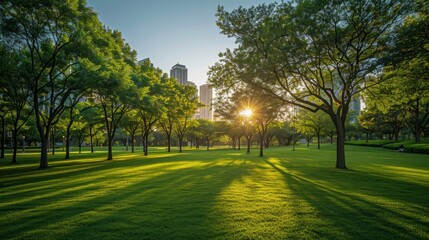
[86,0,276,87]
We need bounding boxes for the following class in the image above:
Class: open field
[0,145,428,239]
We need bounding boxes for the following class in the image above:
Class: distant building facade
[170,63,188,85]
[138,58,154,68]
[199,84,213,121]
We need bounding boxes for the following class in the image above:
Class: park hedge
[345,140,395,147]
[382,141,429,154]
[345,140,429,154]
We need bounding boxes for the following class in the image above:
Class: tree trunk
[178,135,183,153]
[1,116,4,159]
[246,136,251,153]
[334,119,347,169]
[131,134,135,153]
[166,133,171,152]
[11,130,18,164]
[89,126,94,153]
[259,134,264,157]
[144,134,149,156]
[65,125,71,160]
[238,137,241,150]
[39,135,49,169]
[207,137,210,151]
[317,131,320,150]
[107,137,113,160]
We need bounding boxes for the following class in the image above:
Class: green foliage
[214,0,412,168]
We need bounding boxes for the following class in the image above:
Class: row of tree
[1,0,428,170]
[208,0,428,169]
[0,0,200,169]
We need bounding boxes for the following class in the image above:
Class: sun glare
[240,109,253,117]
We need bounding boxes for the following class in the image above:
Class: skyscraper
[170,63,188,85]
[199,84,213,121]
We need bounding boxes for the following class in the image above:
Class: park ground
[0,145,428,239]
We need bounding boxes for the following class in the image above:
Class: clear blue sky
[86,0,276,87]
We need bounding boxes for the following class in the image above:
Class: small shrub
[383,140,429,154]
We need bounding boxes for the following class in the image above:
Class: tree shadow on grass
[263,158,429,240]
[0,154,252,240]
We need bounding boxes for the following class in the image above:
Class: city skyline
[86,0,277,87]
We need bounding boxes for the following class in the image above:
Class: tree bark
[0,116,4,159]
[131,134,135,153]
[89,126,94,153]
[246,136,251,153]
[39,134,49,169]
[167,134,171,152]
[65,124,72,160]
[144,134,149,156]
[335,119,347,169]
[107,137,113,160]
[207,137,210,151]
[317,131,320,150]
[11,130,18,164]
[178,135,183,153]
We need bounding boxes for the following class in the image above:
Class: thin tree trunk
[144,134,149,156]
[65,125,71,160]
[207,137,210,151]
[167,134,171,152]
[39,134,49,169]
[178,135,183,153]
[107,137,113,160]
[238,137,241,150]
[259,134,264,157]
[90,126,94,153]
[11,130,18,164]
[131,135,135,153]
[335,121,347,169]
[317,131,320,150]
[0,116,4,159]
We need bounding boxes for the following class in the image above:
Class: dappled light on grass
[0,145,428,239]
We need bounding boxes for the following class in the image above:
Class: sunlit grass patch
[0,145,428,239]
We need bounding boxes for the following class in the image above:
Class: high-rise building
[199,84,213,121]
[170,63,188,85]
[138,58,153,68]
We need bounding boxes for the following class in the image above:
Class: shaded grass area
[0,145,428,239]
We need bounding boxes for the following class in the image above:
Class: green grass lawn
[0,145,428,239]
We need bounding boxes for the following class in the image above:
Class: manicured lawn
[0,145,428,239]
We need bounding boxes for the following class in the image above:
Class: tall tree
[121,110,140,153]
[173,85,199,153]
[215,0,411,168]
[92,28,138,160]
[0,0,102,168]
[133,60,165,156]
[159,77,180,152]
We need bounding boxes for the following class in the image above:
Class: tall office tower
[138,58,153,68]
[199,84,213,121]
[170,63,188,85]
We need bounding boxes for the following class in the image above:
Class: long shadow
[263,158,429,239]
[0,152,251,239]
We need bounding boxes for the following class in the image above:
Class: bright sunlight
[240,109,253,117]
